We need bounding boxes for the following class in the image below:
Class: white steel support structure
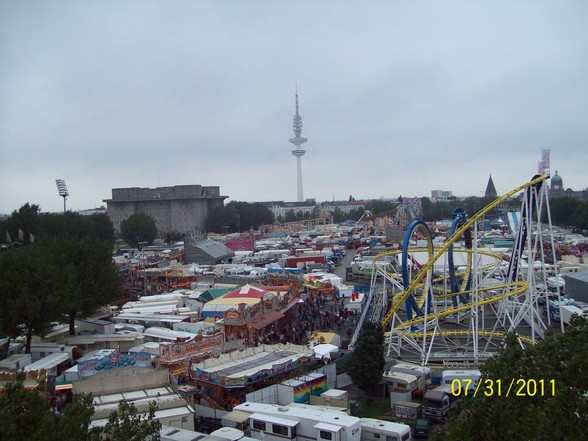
[365,175,556,367]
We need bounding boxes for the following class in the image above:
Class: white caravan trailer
[234,402,362,441]
[441,369,482,395]
[360,418,412,441]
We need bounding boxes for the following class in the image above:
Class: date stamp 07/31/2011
[450,378,556,398]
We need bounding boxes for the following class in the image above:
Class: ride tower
[289,86,307,202]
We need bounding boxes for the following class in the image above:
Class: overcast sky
[1,1,587,214]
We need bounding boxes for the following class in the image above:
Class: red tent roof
[224,284,271,299]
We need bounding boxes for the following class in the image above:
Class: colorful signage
[159,332,226,364]
[191,355,313,387]
[77,351,152,378]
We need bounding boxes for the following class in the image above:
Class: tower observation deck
[289,87,307,202]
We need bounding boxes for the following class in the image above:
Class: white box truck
[560,304,587,325]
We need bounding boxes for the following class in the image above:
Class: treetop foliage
[548,196,588,230]
[206,201,274,233]
[0,375,161,441]
[120,212,158,248]
[0,205,120,346]
[346,322,386,396]
[1,203,115,246]
[432,316,588,441]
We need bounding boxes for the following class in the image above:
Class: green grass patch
[357,397,391,419]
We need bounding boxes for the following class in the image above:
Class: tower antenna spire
[289,83,308,202]
[295,82,299,115]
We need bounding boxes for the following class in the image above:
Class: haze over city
[1,1,587,214]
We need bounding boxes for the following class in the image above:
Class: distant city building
[319,200,367,216]
[263,200,366,220]
[431,190,453,201]
[550,170,564,192]
[263,200,317,219]
[76,207,107,216]
[485,175,498,198]
[548,170,588,200]
[103,185,227,235]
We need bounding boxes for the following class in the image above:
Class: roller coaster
[349,174,563,367]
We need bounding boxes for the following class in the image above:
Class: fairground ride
[349,174,564,367]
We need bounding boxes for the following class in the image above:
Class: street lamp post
[55,179,69,213]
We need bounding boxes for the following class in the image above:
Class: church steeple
[485,175,497,198]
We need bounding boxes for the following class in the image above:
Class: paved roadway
[332,247,357,282]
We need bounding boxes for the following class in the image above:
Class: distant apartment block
[263,199,366,219]
[103,185,227,235]
[319,200,366,216]
[431,190,453,201]
[264,200,317,219]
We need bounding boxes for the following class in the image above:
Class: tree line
[548,196,588,230]
[0,204,119,352]
[0,376,161,441]
[205,201,274,233]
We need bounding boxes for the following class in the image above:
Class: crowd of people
[234,288,361,347]
[286,290,359,345]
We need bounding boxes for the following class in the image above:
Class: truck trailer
[560,304,587,325]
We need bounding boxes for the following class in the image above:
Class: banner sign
[159,332,226,365]
[77,351,152,378]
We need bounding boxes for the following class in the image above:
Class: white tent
[312,343,338,363]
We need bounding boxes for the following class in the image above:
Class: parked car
[415,417,433,438]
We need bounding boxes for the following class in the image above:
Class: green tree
[365,200,398,216]
[205,204,240,233]
[226,201,274,231]
[569,200,588,230]
[0,207,114,247]
[346,322,386,397]
[0,244,72,353]
[205,202,273,233]
[547,196,581,227]
[332,207,346,223]
[59,394,96,440]
[0,210,119,339]
[96,400,161,441]
[45,236,120,335]
[36,211,115,244]
[0,203,41,244]
[120,213,158,248]
[0,375,161,441]
[87,212,116,244]
[285,209,297,222]
[432,316,588,441]
[347,208,364,222]
[0,374,59,440]
[420,197,436,221]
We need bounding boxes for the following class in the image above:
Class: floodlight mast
[55,179,69,213]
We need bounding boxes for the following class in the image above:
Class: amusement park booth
[190,343,316,411]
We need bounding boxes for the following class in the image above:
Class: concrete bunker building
[104,185,227,235]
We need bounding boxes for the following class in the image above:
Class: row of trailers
[384,363,481,423]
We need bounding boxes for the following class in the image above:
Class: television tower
[289,85,307,202]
